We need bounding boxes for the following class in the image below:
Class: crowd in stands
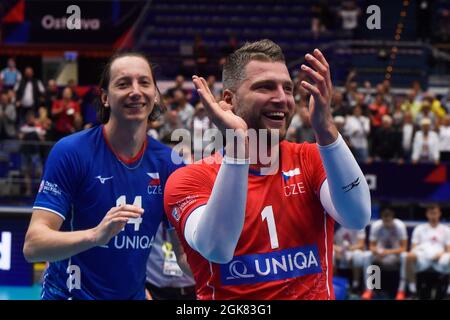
[288,70,450,165]
[2,54,450,196]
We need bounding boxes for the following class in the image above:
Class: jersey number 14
[117,195,143,232]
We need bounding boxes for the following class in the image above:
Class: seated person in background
[19,110,46,196]
[398,204,450,300]
[361,208,407,300]
[333,226,366,292]
[145,223,196,300]
[411,118,440,165]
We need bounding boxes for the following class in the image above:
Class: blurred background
[1,0,450,300]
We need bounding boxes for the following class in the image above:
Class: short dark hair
[380,208,395,219]
[222,39,285,92]
[97,52,165,123]
[425,203,440,211]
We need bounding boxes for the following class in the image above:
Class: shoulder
[52,127,99,153]
[146,136,175,159]
[371,220,382,230]
[281,140,317,156]
[166,153,220,184]
[394,219,406,228]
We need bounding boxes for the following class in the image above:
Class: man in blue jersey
[23,52,185,300]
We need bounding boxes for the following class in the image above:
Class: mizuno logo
[95,176,113,184]
[342,177,360,192]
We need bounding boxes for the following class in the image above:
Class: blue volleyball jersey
[33,125,183,300]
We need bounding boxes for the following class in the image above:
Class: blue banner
[220,245,322,286]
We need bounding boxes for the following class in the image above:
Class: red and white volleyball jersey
[164,140,335,300]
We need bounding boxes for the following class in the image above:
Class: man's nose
[129,81,143,99]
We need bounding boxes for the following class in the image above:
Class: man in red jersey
[164,39,371,300]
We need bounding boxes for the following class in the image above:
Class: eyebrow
[250,79,294,89]
[113,75,152,83]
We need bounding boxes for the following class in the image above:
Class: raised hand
[192,75,247,135]
[300,49,338,145]
[92,204,144,246]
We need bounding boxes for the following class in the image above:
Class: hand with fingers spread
[92,204,144,246]
[300,49,338,145]
[192,75,247,135]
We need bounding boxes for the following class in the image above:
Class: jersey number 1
[261,205,279,249]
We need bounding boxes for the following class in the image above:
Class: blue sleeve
[33,139,82,220]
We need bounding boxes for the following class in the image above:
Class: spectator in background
[145,223,196,300]
[193,35,209,76]
[439,115,450,162]
[412,117,440,165]
[331,91,349,117]
[166,74,190,100]
[36,106,52,138]
[67,79,82,105]
[392,96,405,128]
[344,73,359,108]
[425,93,446,120]
[19,110,46,196]
[345,105,370,163]
[411,80,425,103]
[191,102,214,161]
[14,66,45,125]
[371,115,403,163]
[51,87,82,141]
[219,35,239,67]
[190,75,220,107]
[415,98,437,129]
[0,58,22,90]
[333,226,366,292]
[286,104,303,142]
[361,208,408,300]
[368,94,389,131]
[338,0,361,36]
[416,0,433,42]
[35,106,53,159]
[0,91,17,139]
[380,80,394,111]
[311,1,335,39]
[43,79,59,117]
[159,108,183,141]
[398,204,450,300]
[173,89,195,130]
[401,90,422,120]
[402,112,416,162]
[295,106,315,143]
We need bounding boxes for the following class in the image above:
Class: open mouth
[125,103,146,109]
[263,111,286,121]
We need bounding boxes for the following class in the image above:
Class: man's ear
[101,90,109,107]
[223,89,234,107]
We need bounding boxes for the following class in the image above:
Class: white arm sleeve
[184,156,249,263]
[318,134,371,229]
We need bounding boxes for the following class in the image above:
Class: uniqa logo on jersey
[220,245,322,285]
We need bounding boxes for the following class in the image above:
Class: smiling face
[426,206,441,224]
[102,56,156,124]
[231,60,295,140]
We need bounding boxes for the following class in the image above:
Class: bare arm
[23,205,143,263]
[167,228,194,277]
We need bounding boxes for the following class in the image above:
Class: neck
[104,118,147,159]
[429,221,439,228]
